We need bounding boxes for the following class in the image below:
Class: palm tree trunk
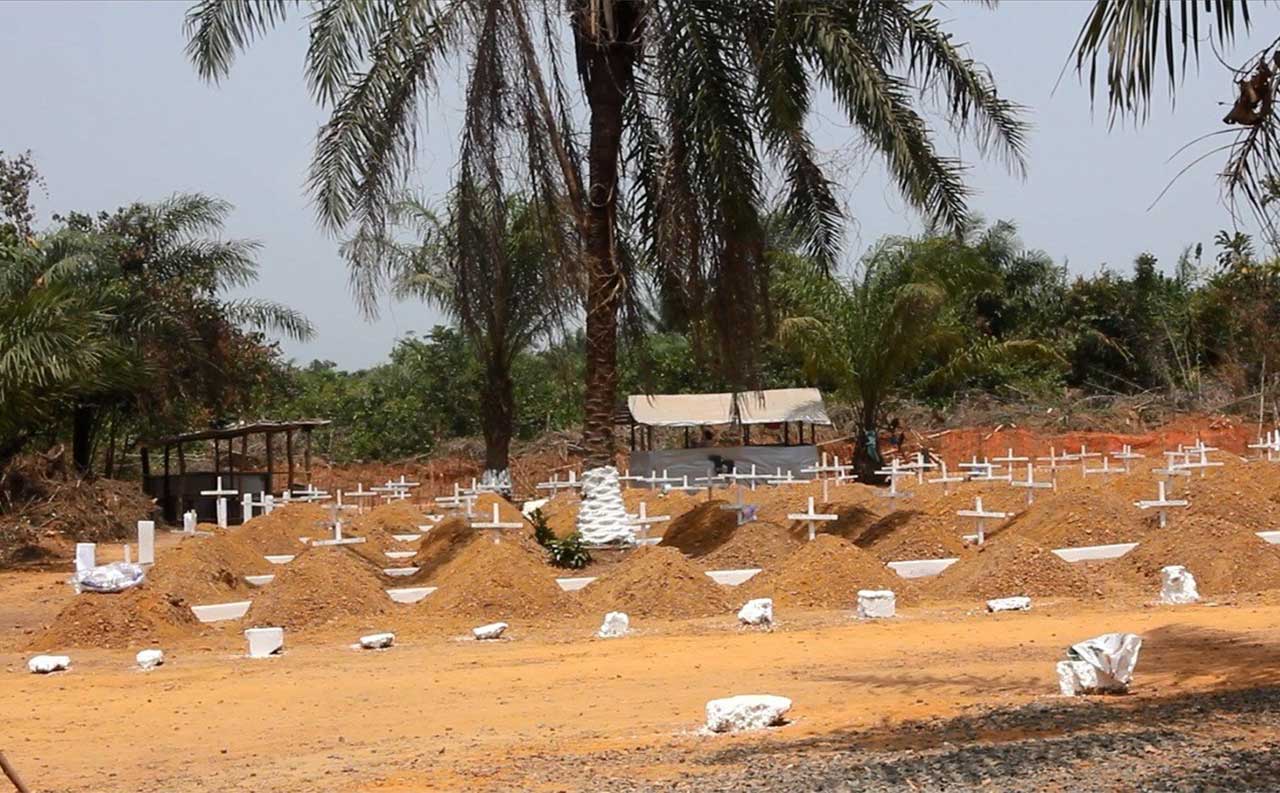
[481,359,515,475]
[579,40,634,469]
[852,400,883,482]
[72,404,97,477]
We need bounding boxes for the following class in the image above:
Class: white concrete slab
[190,601,252,623]
[386,587,437,604]
[244,574,275,587]
[384,550,416,560]
[264,555,295,565]
[245,627,283,658]
[886,558,959,579]
[391,534,422,543]
[705,569,763,586]
[382,567,420,577]
[555,576,597,592]
[1051,542,1139,563]
[1258,530,1280,545]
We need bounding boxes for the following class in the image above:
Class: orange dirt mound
[699,521,802,570]
[925,533,1095,602]
[1004,477,1151,548]
[581,545,731,619]
[245,546,390,632]
[34,531,264,649]
[742,534,906,609]
[1110,517,1280,596]
[420,533,573,622]
[233,503,327,553]
[538,487,702,540]
[350,502,428,536]
[658,501,740,557]
[408,516,484,581]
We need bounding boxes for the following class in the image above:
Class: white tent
[627,388,830,427]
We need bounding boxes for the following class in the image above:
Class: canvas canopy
[627,388,830,428]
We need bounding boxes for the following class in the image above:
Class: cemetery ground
[5,425,1280,791]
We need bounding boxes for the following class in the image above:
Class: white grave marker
[200,476,238,529]
[787,496,838,542]
[957,496,1008,545]
[136,520,155,565]
[1134,480,1189,528]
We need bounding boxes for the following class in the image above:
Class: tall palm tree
[776,235,1055,477]
[186,0,1028,467]
[343,191,574,484]
[1071,1,1272,229]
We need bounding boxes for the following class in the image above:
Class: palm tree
[776,234,1055,477]
[343,191,574,484]
[185,0,1028,467]
[51,194,315,473]
[1071,1,1272,230]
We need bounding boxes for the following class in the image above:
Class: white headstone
[182,510,197,534]
[137,520,155,565]
[27,654,71,674]
[135,649,164,670]
[473,622,508,640]
[245,627,284,658]
[358,632,396,650]
[737,598,774,627]
[986,596,1031,613]
[597,612,630,639]
[74,542,96,575]
[704,695,792,733]
[856,589,896,619]
[1159,565,1200,605]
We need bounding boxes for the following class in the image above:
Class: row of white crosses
[436,483,478,518]
[800,452,855,501]
[536,470,581,494]
[629,501,670,541]
[1249,429,1280,461]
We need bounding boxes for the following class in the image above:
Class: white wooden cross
[242,492,271,522]
[875,459,914,501]
[435,483,478,518]
[1036,446,1077,471]
[717,482,756,525]
[200,477,238,529]
[1009,462,1053,505]
[1073,445,1102,475]
[957,496,1008,545]
[1176,446,1223,479]
[957,456,994,480]
[1248,430,1280,462]
[309,501,367,546]
[1134,480,1189,528]
[902,451,938,484]
[673,474,707,494]
[293,483,331,503]
[472,502,525,542]
[787,496,838,541]
[992,448,1029,479]
[1110,444,1145,473]
[345,484,378,513]
[801,453,849,501]
[1082,456,1124,477]
[628,501,670,540]
[927,460,965,495]
[536,470,582,493]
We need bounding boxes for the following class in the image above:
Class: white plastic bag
[73,562,146,594]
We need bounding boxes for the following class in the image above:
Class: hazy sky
[1,1,1270,368]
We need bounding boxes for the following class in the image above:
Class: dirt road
[4,592,1280,792]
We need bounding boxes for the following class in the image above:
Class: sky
[0,0,1270,369]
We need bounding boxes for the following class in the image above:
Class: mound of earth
[233,503,326,553]
[408,516,483,581]
[1112,516,1280,596]
[925,533,1095,602]
[420,533,573,621]
[742,535,906,609]
[581,545,732,619]
[658,501,740,557]
[33,531,265,649]
[1008,478,1151,547]
[700,521,802,570]
[245,546,390,631]
[350,501,427,536]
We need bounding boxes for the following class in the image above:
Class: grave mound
[420,533,574,621]
[1008,479,1149,547]
[582,545,732,619]
[535,489,582,538]
[472,493,531,528]
[742,534,907,609]
[33,531,262,648]
[658,501,740,557]
[1111,516,1280,595]
[856,511,971,562]
[539,487,701,540]
[700,520,802,570]
[408,516,483,580]
[351,501,427,535]
[234,503,327,553]
[925,533,1094,601]
[245,546,390,631]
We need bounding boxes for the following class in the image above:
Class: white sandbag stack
[856,590,896,619]
[473,622,508,640]
[575,466,635,545]
[705,695,792,733]
[1056,632,1143,696]
[597,612,630,639]
[136,649,165,670]
[737,598,774,627]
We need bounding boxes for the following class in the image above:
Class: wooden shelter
[139,420,330,523]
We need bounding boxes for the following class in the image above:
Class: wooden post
[264,432,275,495]
[285,430,295,490]
[629,418,636,451]
[213,439,220,478]
[176,442,188,514]
[140,446,151,481]
[303,428,313,484]
[228,437,237,524]
[162,445,173,523]
[684,426,690,449]
[0,750,32,793]
[784,422,790,446]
